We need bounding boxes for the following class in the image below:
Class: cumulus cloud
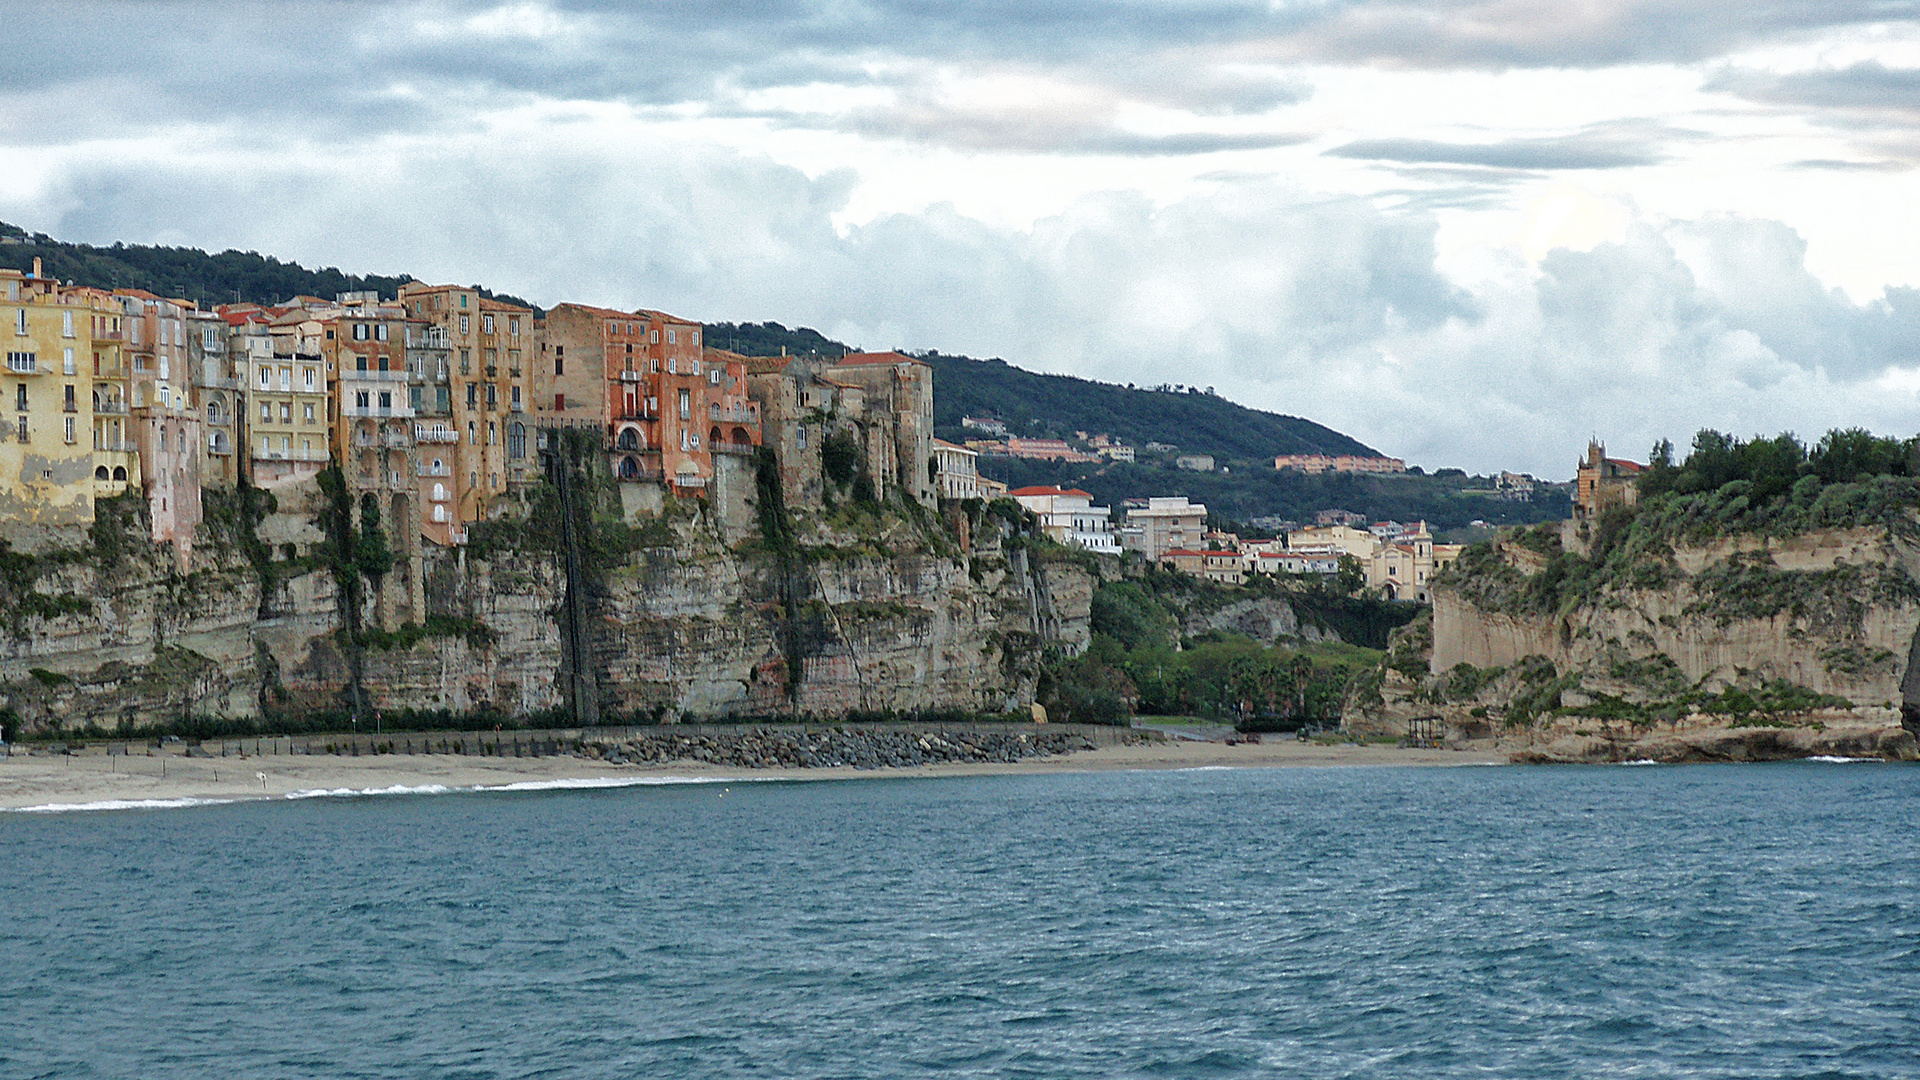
[12,134,1920,478]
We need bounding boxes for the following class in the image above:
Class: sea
[2,761,1916,1079]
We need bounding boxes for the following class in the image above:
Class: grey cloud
[1328,134,1666,170]
[1788,158,1911,172]
[1707,62,1920,113]
[16,139,1920,476]
[834,102,1313,155]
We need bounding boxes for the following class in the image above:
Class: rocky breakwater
[582,726,1136,770]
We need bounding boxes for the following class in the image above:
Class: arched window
[95,465,109,481]
[620,456,639,479]
[709,426,722,447]
[432,483,446,502]
[113,466,126,481]
[432,504,447,523]
[616,427,640,451]
[508,422,526,460]
[731,426,749,445]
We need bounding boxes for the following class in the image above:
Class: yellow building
[0,264,94,528]
[69,287,139,498]
[251,311,330,488]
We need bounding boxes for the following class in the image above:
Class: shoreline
[0,740,1507,813]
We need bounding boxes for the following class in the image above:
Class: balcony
[618,371,645,383]
[417,462,451,477]
[341,369,410,384]
[509,402,524,412]
[92,400,128,415]
[94,439,137,453]
[485,365,498,378]
[388,473,412,492]
[672,475,709,489]
[709,404,758,423]
[617,408,658,421]
[382,431,411,448]
[341,404,417,420]
[711,441,756,456]
[413,425,458,443]
[252,447,328,463]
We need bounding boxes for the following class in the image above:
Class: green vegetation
[1039,568,1406,726]
[0,219,533,308]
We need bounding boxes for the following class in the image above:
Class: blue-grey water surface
[2,762,1917,1079]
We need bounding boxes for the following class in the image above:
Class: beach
[0,738,1505,812]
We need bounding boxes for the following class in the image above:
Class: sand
[0,739,1507,813]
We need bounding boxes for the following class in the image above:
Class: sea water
[2,762,1916,1078]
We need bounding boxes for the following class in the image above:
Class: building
[819,352,934,506]
[1575,440,1642,519]
[251,308,330,489]
[1122,496,1207,560]
[1160,548,1246,583]
[1175,453,1215,472]
[960,415,1007,436]
[1004,436,1095,463]
[117,290,202,553]
[1009,485,1119,552]
[186,308,241,489]
[397,283,537,520]
[1273,453,1407,474]
[1098,443,1135,463]
[931,438,979,500]
[0,264,95,529]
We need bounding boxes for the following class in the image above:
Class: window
[279,366,291,390]
[259,367,271,389]
[14,384,26,411]
[482,314,494,334]
[378,391,392,411]
[487,420,496,445]
[797,427,807,449]
[356,390,370,409]
[433,504,447,523]
[203,326,217,349]
[326,328,335,340]
[554,393,566,410]
[678,388,690,420]
[62,311,73,338]
[554,346,564,376]
[280,403,292,423]
[651,330,659,343]
[352,324,368,341]
[14,416,25,442]
[357,354,369,372]
[261,401,272,422]
[459,315,470,334]
[62,348,73,375]
[508,422,525,459]
[690,330,698,346]
[410,386,422,411]
[466,384,477,409]
[459,295,468,309]
[709,369,721,385]
[510,385,521,409]
[304,368,316,391]
[304,404,315,423]
[14,309,26,335]
[62,384,74,412]
[375,324,388,342]
[486,384,497,409]
[468,421,477,444]
[667,328,676,344]
[508,317,519,336]
[63,416,74,444]
[459,348,471,374]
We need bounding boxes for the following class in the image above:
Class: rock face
[579,725,1141,770]
[1346,520,1920,761]
[0,482,1091,736]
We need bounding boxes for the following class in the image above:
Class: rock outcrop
[0,474,1091,736]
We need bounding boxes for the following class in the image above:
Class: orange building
[396,283,536,523]
[1575,440,1642,519]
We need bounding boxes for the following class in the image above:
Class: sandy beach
[0,739,1505,812]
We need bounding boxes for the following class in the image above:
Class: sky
[4,1,1920,478]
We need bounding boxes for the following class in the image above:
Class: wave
[1621,760,1662,766]
[1806,756,1882,764]
[6,796,244,814]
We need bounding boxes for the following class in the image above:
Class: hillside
[705,323,1378,461]
[0,221,532,310]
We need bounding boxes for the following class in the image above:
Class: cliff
[1344,506,1920,762]
[0,453,1090,737]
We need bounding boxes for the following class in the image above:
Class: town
[2,258,1507,615]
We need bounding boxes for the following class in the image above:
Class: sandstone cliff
[1344,515,1920,762]
[0,458,1089,736]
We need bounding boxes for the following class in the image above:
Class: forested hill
[0,221,532,309]
[705,322,1380,462]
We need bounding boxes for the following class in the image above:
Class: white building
[1010,485,1120,553]
[1122,496,1207,560]
[931,438,979,500]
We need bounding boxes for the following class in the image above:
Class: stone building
[1575,440,1642,519]
[0,264,94,532]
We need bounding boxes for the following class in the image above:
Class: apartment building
[0,265,94,527]
[76,287,138,498]
[251,310,329,488]
[117,290,202,548]
[323,296,418,532]
[1122,496,1208,560]
[820,352,935,507]
[187,308,241,488]
[397,283,536,521]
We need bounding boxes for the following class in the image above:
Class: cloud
[1328,129,1673,171]
[13,130,1919,478]
[1707,62,1920,113]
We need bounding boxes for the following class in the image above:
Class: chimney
[31,257,42,279]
